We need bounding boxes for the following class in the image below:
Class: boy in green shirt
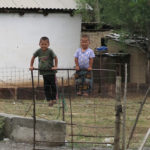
[30,37,58,106]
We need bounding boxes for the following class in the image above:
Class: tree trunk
[146,60,150,84]
[94,0,100,23]
[146,38,150,84]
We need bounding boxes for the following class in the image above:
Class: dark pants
[43,74,57,101]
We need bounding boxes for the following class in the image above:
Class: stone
[0,113,66,147]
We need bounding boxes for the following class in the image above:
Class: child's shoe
[53,100,57,104]
[77,91,82,96]
[83,92,89,97]
[48,101,53,107]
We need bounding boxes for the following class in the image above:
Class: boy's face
[39,40,49,51]
[80,37,90,49]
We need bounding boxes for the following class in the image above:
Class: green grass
[0,96,150,149]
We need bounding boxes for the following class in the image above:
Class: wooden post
[113,76,122,150]
[122,64,127,150]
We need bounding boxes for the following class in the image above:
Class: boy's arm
[52,56,58,70]
[88,58,93,71]
[30,56,35,70]
[75,57,80,70]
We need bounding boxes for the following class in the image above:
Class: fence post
[122,64,127,150]
[113,76,122,150]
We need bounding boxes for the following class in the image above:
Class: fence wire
[0,65,150,149]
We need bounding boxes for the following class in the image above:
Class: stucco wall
[0,13,81,79]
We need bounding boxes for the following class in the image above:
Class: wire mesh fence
[0,64,150,149]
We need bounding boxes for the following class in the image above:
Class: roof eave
[0,7,76,15]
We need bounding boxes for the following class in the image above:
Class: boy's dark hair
[40,36,49,43]
[81,34,90,41]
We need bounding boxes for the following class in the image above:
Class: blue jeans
[75,71,93,93]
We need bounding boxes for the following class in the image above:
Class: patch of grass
[0,96,150,149]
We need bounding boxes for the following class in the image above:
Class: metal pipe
[61,77,65,121]
[31,70,36,150]
[67,70,74,150]
[32,68,116,72]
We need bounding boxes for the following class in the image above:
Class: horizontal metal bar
[35,141,114,145]
[32,68,116,72]
[69,134,114,138]
[66,122,114,129]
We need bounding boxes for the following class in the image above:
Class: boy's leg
[83,78,91,96]
[83,71,92,96]
[76,78,82,95]
[43,75,52,101]
[49,74,57,101]
[75,71,84,95]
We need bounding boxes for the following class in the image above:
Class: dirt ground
[0,140,150,150]
[0,140,112,150]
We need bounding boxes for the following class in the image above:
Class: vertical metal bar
[23,69,24,87]
[37,70,40,87]
[93,93,97,137]
[38,58,40,87]
[122,64,127,150]
[31,70,36,150]
[67,70,74,150]
[62,77,65,121]
[14,87,17,101]
[119,63,121,76]
[98,54,101,93]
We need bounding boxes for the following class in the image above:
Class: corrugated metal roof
[0,0,77,10]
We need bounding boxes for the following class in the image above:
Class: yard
[0,95,150,149]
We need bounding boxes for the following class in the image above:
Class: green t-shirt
[33,48,56,75]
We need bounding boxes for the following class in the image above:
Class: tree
[101,0,150,83]
[76,0,100,23]
[77,0,150,83]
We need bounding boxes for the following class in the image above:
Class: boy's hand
[75,66,80,70]
[29,66,34,71]
[88,67,92,71]
[52,66,57,70]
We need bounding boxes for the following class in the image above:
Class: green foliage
[77,0,150,35]
[76,0,101,22]
[77,0,150,54]
[101,0,150,36]
[0,117,5,140]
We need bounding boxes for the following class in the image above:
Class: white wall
[0,13,81,80]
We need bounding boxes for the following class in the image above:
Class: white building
[0,0,81,81]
